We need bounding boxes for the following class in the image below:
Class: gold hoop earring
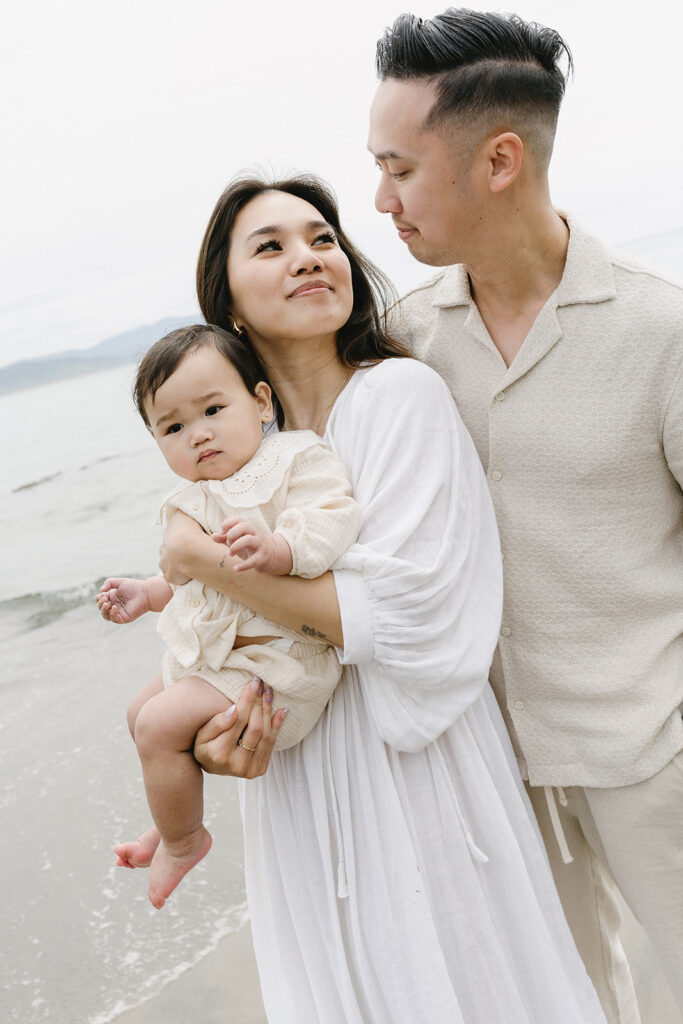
[232,321,243,337]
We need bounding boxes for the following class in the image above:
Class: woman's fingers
[247,687,287,778]
[193,678,285,778]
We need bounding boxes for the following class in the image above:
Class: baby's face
[144,346,273,482]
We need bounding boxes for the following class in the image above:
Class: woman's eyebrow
[244,220,331,243]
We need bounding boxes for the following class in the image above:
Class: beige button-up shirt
[391,218,683,786]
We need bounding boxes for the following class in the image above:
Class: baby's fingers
[225,521,256,545]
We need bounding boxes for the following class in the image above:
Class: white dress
[240,359,606,1024]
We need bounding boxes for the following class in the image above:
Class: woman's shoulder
[357,357,448,394]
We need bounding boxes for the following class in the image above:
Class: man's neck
[466,208,569,367]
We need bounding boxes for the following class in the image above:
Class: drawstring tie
[325,703,349,898]
[543,786,573,864]
[435,745,488,865]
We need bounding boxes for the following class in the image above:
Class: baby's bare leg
[133,676,231,909]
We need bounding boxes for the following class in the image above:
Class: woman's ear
[255,381,274,423]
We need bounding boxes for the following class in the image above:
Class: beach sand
[108,867,681,1024]
[112,922,266,1024]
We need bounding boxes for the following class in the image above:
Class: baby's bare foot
[114,827,161,869]
[148,827,212,909]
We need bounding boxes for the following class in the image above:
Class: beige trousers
[527,751,683,1024]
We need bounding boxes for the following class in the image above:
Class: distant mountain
[0,316,197,395]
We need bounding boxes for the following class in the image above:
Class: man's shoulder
[608,247,683,305]
[387,267,464,348]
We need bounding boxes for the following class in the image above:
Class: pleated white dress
[240,359,606,1024]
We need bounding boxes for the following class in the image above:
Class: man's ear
[485,131,523,193]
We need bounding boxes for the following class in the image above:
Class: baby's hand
[213,518,293,575]
[96,578,151,623]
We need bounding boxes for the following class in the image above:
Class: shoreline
[110,920,266,1024]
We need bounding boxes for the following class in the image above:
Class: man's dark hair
[134,324,268,429]
[376,8,572,154]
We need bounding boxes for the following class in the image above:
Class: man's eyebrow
[369,148,404,160]
[245,219,331,243]
[154,391,223,428]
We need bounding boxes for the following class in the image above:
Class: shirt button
[491,470,502,481]
[495,392,505,402]
[514,701,525,711]
[191,600,200,608]
[192,503,200,510]
[501,626,511,637]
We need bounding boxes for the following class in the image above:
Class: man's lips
[394,223,416,241]
[198,449,219,462]
[289,281,332,298]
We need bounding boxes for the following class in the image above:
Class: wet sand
[111,899,681,1024]
[112,921,266,1024]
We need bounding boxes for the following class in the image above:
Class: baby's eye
[205,405,223,417]
[165,423,182,435]
[254,239,282,254]
[313,230,337,246]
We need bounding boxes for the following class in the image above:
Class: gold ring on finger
[238,737,257,752]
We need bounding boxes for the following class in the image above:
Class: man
[368,9,683,1024]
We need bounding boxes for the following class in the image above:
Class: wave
[0,579,140,634]
[12,471,63,493]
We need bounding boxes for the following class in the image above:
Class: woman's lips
[289,281,332,298]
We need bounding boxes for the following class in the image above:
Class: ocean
[1,364,251,1024]
[2,232,682,1023]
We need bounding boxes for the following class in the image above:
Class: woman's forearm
[169,527,344,648]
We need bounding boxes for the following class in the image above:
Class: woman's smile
[289,280,333,298]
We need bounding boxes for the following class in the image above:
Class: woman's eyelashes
[253,231,337,255]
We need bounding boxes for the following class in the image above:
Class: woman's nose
[292,243,323,276]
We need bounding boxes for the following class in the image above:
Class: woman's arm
[159,512,343,648]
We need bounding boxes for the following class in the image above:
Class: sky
[1,0,682,368]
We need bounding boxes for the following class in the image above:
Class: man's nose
[375,176,401,215]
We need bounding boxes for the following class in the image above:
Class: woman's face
[226,191,354,355]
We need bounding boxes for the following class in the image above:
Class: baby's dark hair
[134,323,269,429]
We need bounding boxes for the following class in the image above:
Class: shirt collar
[430,214,617,310]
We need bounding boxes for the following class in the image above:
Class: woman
[159,174,606,1023]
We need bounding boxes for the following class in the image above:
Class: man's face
[368,78,482,267]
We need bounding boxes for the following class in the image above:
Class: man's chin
[406,240,454,267]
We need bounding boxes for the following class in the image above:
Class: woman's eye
[166,423,182,435]
[205,405,222,417]
[313,231,337,246]
[254,239,282,254]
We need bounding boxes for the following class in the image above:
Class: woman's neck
[254,344,352,435]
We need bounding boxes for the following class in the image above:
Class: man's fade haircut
[376,8,573,165]
[134,323,268,430]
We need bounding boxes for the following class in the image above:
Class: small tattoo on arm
[219,553,227,569]
[301,624,327,640]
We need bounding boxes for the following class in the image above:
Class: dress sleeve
[332,360,503,752]
[275,442,360,579]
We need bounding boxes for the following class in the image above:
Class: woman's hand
[159,510,199,585]
[194,678,287,778]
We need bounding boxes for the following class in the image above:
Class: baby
[97,324,359,909]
